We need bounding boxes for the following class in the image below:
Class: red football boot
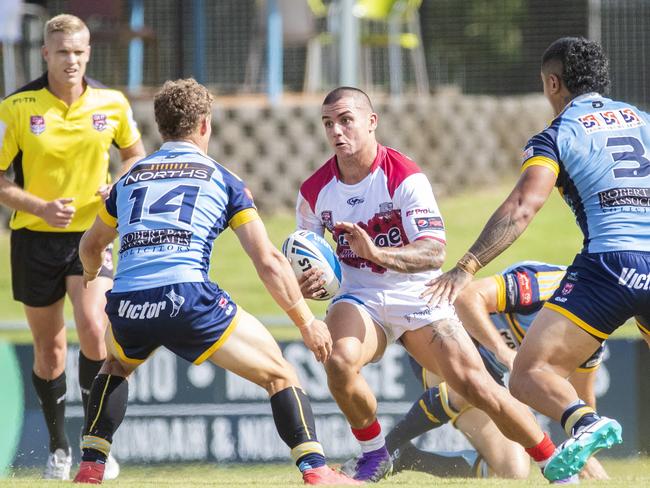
[302,465,363,485]
[73,461,105,484]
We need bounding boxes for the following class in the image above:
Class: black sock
[394,443,475,477]
[81,374,129,463]
[32,371,70,453]
[385,385,456,452]
[270,386,326,471]
[78,351,105,423]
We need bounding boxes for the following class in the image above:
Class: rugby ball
[282,230,342,301]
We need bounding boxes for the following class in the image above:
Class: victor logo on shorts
[618,267,650,290]
[118,299,167,319]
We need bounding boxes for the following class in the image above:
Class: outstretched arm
[422,165,557,306]
[454,277,516,370]
[234,218,333,362]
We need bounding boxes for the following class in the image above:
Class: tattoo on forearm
[468,211,523,266]
[379,240,445,273]
[429,319,463,345]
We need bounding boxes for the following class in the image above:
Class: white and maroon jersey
[296,144,445,291]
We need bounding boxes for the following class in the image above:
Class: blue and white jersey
[98,141,258,292]
[523,93,650,253]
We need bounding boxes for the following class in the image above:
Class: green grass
[0,182,640,340]
[3,457,650,486]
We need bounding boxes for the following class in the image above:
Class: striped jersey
[523,93,650,253]
[99,141,258,292]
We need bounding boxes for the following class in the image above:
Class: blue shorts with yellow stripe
[545,251,650,341]
[106,282,239,365]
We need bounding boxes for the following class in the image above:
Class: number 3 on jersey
[128,184,200,224]
[607,136,650,178]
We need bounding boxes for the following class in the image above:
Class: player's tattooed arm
[467,210,524,266]
[374,238,445,273]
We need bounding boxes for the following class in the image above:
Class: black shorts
[10,229,114,307]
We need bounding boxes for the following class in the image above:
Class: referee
[0,14,145,479]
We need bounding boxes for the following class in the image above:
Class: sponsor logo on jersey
[124,162,215,185]
[12,96,36,104]
[567,271,579,282]
[554,296,568,303]
[404,307,433,323]
[30,115,45,135]
[414,216,444,231]
[347,196,365,206]
[598,187,650,208]
[515,272,532,306]
[561,283,574,295]
[618,267,650,290]
[578,108,645,134]
[405,208,434,217]
[118,299,167,319]
[321,210,334,231]
[92,113,108,131]
[120,228,192,252]
[379,202,393,214]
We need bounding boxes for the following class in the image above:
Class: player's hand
[298,268,328,300]
[39,198,76,228]
[96,184,111,201]
[334,221,376,261]
[495,346,516,372]
[421,266,473,307]
[299,318,333,363]
[82,269,99,288]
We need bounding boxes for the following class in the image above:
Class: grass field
[0,182,640,342]
[4,458,650,486]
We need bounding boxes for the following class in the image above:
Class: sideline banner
[2,339,647,468]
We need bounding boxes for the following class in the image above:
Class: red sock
[351,419,384,453]
[525,433,556,462]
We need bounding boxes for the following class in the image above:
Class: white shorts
[329,286,458,343]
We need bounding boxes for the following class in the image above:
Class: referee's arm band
[521,156,560,177]
[98,206,118,228]
[229,208,260,230]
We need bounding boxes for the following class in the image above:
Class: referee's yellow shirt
[0,74,141,232]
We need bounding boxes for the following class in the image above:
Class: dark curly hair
[154,78,214,140]
[541,37,610,96]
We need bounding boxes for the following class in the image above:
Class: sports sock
[78,351,104,422]
[525,432,556,466]
[393,442,476,477]
[80,374,129,463]
[560,400,599,436]
[270,386,326,471]
[32,371,70,453]
[351,418,386,453]
[385,384,456,452]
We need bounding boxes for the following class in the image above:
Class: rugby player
[424,37,650,481]
[383,261,608,480]
[72,79,358,485]
[0,14,145,479]
[296,87,563,483]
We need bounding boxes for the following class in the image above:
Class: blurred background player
[73,78,358,486]
[296,86,562,483]
[424,36,650,481]
[382,261,608,480]
[0,14,145,480]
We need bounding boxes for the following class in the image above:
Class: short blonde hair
[44,14,89,42]
[154,79,214,140]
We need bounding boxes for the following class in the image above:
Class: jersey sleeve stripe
[415,235,446,244]
[544,302,608,339]
[98,206,118,228]
[228,208,260,230]
[493,275,507,312]
[521,156,560,176]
